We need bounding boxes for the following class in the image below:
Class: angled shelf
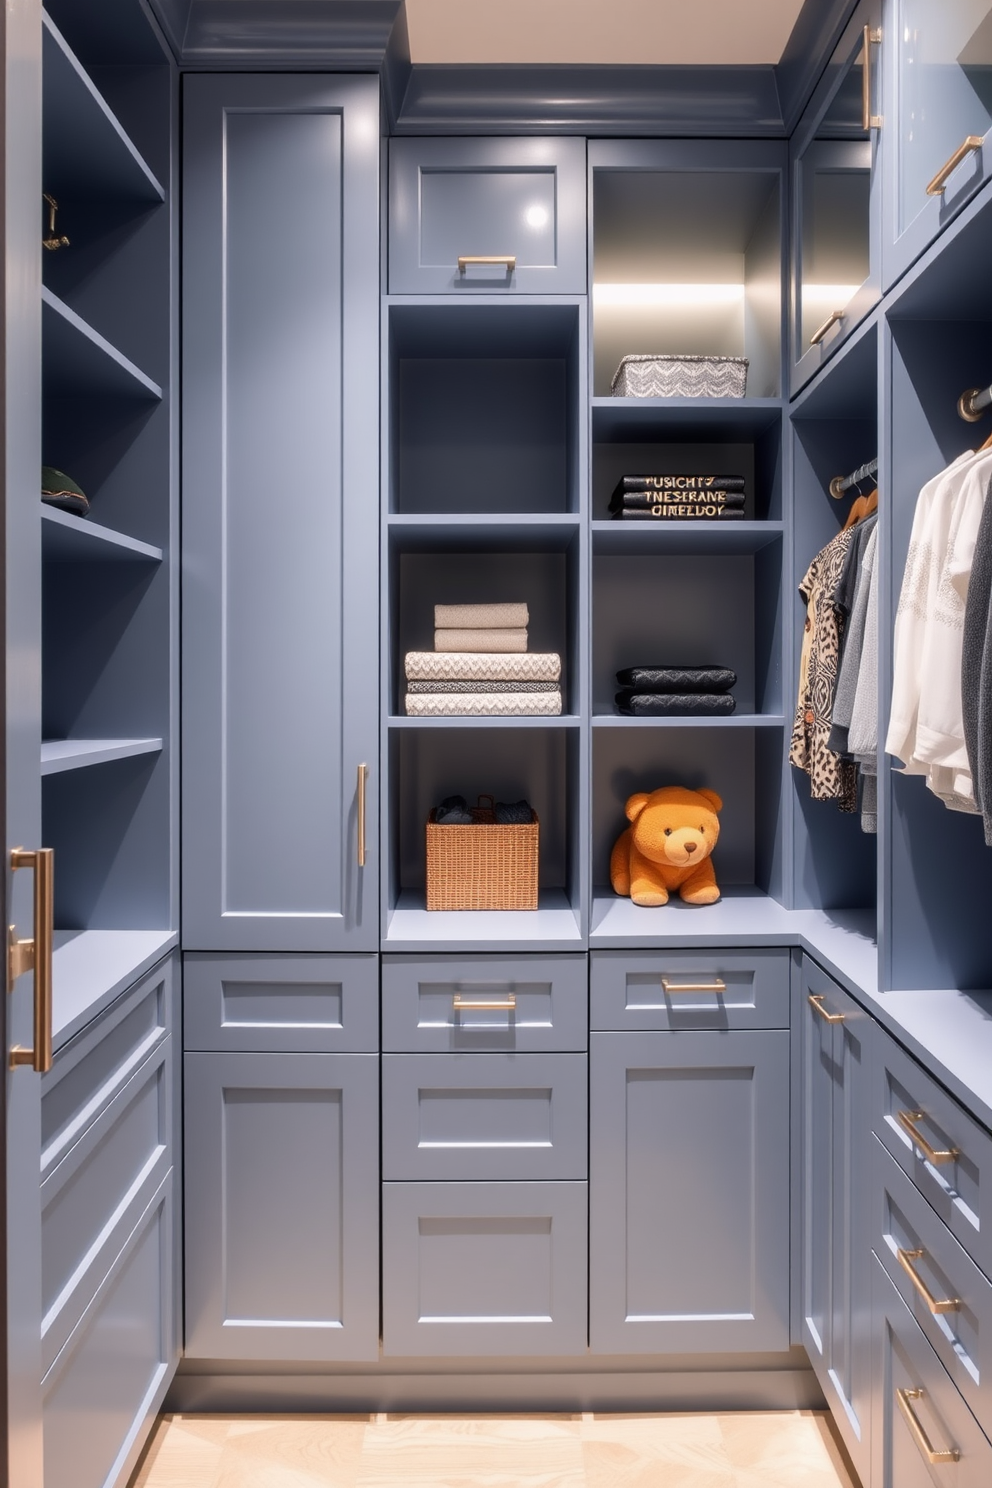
[41,738,163,776]
[42,11,164,203]
[384,889,584,952]
[42,506,163,563]
[592,519,784,555]
[42,287,162,401]
[52,928,177,1051]
[592,397,783,442]
[592,714,785,728]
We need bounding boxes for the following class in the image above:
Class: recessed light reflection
[593,283,745,307]
[802,283,862,305]
[524,204,549,229]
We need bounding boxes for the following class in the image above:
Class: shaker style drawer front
[382,1053,587,1181]
[873,1256,992,1488]
[382,1180,587,1357]
[382,955,587,1053]
[389,137,587,294]
[874,1028,992,1279]
[183,953,379,1053]
[874,1136,992,1441]
[591,948,789,1031]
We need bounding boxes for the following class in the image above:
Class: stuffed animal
[610,785,722,906]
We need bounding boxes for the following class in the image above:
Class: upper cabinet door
[182,76,379,952]
[791,0,883,393]
[884,0,992,288]
[389,137,587,294]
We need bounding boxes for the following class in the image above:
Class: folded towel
[435,602,529,629]
[406,651,561,682]
[406,691,562,717]
[407,679,559,694]
[435,628,528,653]
[616,666,737,694]
[615,692,737,716]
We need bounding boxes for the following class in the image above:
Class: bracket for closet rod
[959,383,992,422]
[829,457,878,500]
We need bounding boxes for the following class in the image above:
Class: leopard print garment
[790,527,858,812]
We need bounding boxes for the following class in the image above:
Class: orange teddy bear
[610,785,722,907]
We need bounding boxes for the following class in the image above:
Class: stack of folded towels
[405,603,563,716]
[610,474,746,521]
[615,665,738,716]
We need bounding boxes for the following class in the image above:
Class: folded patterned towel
[435,603,529,629]
[407,679,559,694]
[615,692,737,716]
[406,691,562,717]
[616,666,737,694]
[406,651,561,682]
[434,628,528,653]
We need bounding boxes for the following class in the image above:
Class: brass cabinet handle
[896,1388,960,1464]
[896,1247,961,1315]
[808,993,845,1023]
[861,25,882,132]
[810,310,844,346]
[896,1109,958,1166]
[926,135,984,196]
[357,764,368,868]
[8,847,54,1074]
[457,255,517,273]
[661,977,726,993]
[452,993,517,1011]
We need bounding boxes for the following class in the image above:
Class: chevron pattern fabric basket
[611,354,748,398]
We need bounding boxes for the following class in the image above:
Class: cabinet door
[182,75,379,951]
[800,957,872,1485]
[589,1029,790,1354]
[884,0,992,288]
[184,1051,379,1361]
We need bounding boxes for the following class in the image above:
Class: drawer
[42,957,171,1183]
[382,1180,587,1357]
[874,1136,992,1443]
[874,1027,992,1280]
[591,948,789,1031]
[382,955,587,1053]
[183,953,378,1052]
[389,137,587,295]
[873,1255,992,1488]
[382,1053,587,1181]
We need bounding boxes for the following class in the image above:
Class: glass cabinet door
[885,0,992,287]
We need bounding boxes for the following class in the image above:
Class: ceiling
[404,0,807,66]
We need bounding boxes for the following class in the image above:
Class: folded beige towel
[405,691,562,717]
[435,628,528,653]
[434,602,529,630]
[405,652,561,682]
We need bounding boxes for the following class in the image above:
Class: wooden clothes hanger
[841,486,878,531]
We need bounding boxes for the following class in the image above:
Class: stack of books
[610,474,746,521]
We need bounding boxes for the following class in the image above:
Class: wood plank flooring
[128,1410,858,1488]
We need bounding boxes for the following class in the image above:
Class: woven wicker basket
[426,795,539,911]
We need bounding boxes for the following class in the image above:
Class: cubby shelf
[42,287,162,401]
[41,738,163,775]
[42,11,164,204]
[41,507,163,564]
[52,928,176,1050]
[388,716,579,729]
[590,886,793,946]
[592,714,785,728]
[592,397,783,441]
[385,890,584,951]
[592,520,783,555]
[387,514,580,553]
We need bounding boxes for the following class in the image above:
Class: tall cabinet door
[182,75,379,952]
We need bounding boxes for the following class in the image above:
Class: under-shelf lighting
[801,283,862,309]
[593,282,745,308]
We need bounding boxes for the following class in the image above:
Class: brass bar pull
[453,994,517,1011]
[861,25,882,132]
[896,1109,958,1166]
[661,978,726,993]
[810,310,844,346]
[896,1388,960,1464]
[42,193,69,250]
[896,1247,961,1315]
[8,847,54,1074]
[808,993,845,1023]
[357,764,368,869]
[926,136,984,196]
[457,255,517,273]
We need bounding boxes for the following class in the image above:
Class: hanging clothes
[962,474,992,843]
[790,525,859,812]
[848,526,879,834]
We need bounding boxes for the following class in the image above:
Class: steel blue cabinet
[389,137,587,295]
[382,954,588,1053]
[883,0,992,288]
[589,1028,790,1354]
[183,1050,379,1361]
[183,953,379,1054]
[799,957,872,1486]
[182,74,379,952]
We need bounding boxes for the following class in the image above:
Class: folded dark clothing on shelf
[612,474,746,500]
[495,800,533,824]
[615,691,737,716]
[434,795,474,824]
[616,666,737,693]
[612,489,745,511]
[613,507,746,520]
[407,679,559,694]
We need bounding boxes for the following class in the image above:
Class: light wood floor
[128,1410,858,1488]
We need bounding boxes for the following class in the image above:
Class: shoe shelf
[41,738,163,776]
[42,507,163,564]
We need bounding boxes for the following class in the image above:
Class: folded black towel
[616,666,737,694]
[495,800,533,824]
[616,692,737,716]
[435,795,473,824]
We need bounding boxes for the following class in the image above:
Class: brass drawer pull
[453,994,517,1011]
[808,993,845,1023]
[810,309,844,346]
[926,135,984,196]
[356,763,368,868]
[661,977,726,993]
[457,255,516,273]
[896,1109,958,1166]
[896,1388,960,1464]
[861,24,882,132]
[896,1248,961,1315]
[8,847,54,1074]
